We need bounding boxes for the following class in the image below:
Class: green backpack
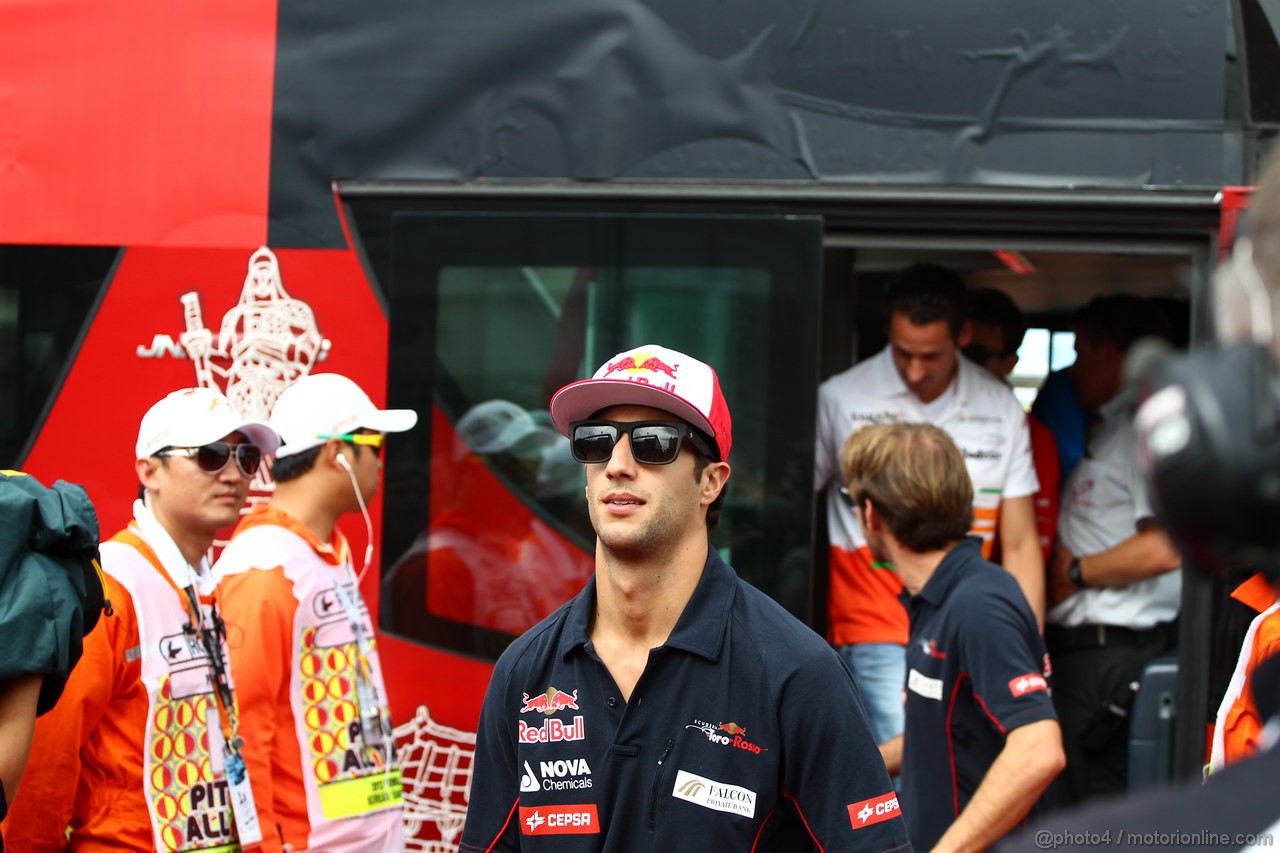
[0,470,108,715]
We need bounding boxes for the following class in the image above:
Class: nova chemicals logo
[520,761,540,793]
[519,804,600,836]
[847,792,900,830]
[521,758,594,791]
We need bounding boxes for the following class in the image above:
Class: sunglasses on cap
[569,420,714,465]
[154,442,262,477]
[318,432,386,457]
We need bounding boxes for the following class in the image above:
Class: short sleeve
[1003,410,1040,501]
[814,381,841,493]
[778,645,911,852]
[957,586,1056,733]
[459,655,522,853]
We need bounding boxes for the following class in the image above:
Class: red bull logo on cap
[604,350,680,380]
[519,686,581,716]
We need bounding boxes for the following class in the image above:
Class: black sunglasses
[962,344,1011,365]
[155,442,262,477]
[569,419,715,465]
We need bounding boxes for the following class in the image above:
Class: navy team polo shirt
[899,537,1057,851]
[461,546,912,853]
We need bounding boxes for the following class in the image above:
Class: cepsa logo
[1009,673,1049,698]
[847,791,900,830]
[520,804,601,836]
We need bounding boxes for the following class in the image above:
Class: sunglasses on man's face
[961,344,1011,366]
[569,420,714,465]
[155,442,262,477]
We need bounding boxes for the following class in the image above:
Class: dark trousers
[1046,624,1169,807]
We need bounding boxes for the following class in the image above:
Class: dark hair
[1073,294,1173,355]
[883,263,969,339]
[270,445,323,483]
[840,422,973,553]
[968,288,1027,355]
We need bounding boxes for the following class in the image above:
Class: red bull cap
[549,344,732,461]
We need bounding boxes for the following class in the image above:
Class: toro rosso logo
[605,352,679,378]
[520,686,580,715]
[919,638,947,660]
[847,792,900,829]
[685,720,766,755]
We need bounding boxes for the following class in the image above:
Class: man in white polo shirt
[815,263,1043,748]
[1045,294,1181,805]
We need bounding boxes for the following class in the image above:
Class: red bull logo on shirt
[519,716,586,744]
[519,686,580,715]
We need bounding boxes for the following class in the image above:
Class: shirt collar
[233,503,347,565]
[560,546,738,663]
[871,345,966,409]
[131,498,212,593]
[912,536,983,607]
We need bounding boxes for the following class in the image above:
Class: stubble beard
[589,493,690,562]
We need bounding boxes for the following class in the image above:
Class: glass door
[380,213,822,659]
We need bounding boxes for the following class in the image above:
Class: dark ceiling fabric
[269,0,1235,248]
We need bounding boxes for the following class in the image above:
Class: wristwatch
[1066,556,1087,588]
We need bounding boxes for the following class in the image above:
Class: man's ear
[955,320,974,349]
[859,497,883,533]
[135,457,161,493]
[699,461,731,507]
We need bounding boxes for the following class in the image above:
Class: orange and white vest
[215,506,403,853]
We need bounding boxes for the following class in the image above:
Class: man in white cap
[214,372,416,853]
[461,344,906,852]
[6,387,279,850]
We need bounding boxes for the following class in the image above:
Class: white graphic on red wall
[135,248,482,850]
[394,706,476,853]
[177,247,329,421]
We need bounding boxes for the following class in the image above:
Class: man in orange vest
[4,388,279,851]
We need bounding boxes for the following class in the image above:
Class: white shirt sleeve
[1004,408,1040,500]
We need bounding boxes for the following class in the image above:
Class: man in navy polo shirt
[460,344,910,853]
[841,421,1064,852]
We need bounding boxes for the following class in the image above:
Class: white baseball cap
[136,388,281,458]
[271,373,418,458]
[549,343,733,461]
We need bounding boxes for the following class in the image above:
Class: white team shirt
[815,346,1040,554]
[1050,394,1181,629]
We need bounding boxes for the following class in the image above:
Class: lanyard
[177,585,241,750]
[324,565,393,748]
[174,581,264,847]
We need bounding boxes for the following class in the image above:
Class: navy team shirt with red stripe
[900,537,1057,850]
[460,546,912,852]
